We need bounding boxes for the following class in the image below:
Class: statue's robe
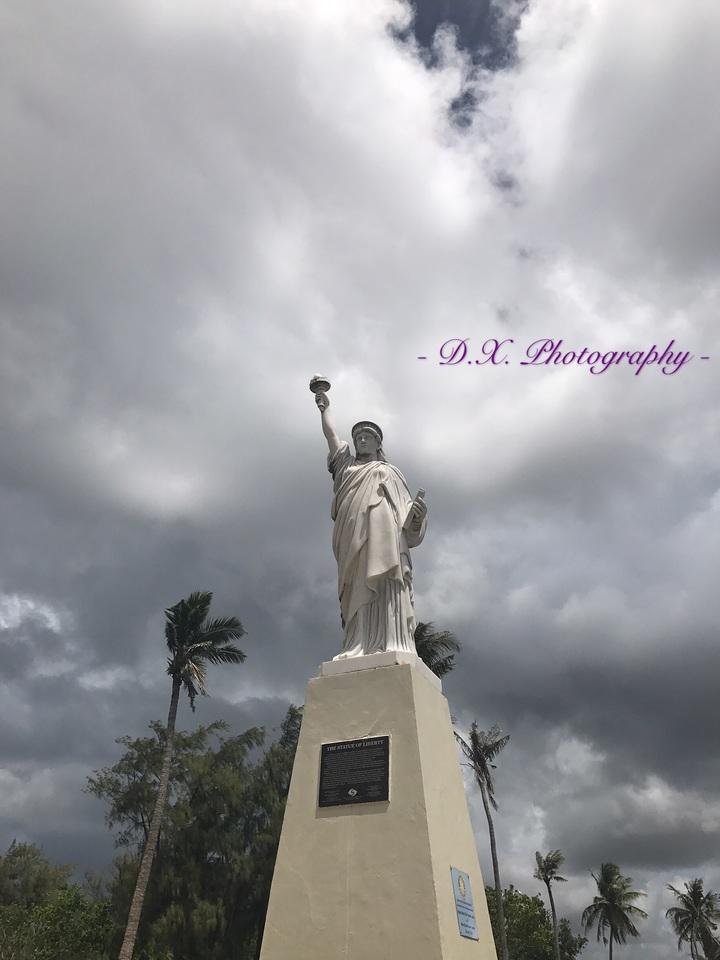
[328,442,426,658]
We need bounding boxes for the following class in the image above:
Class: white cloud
[0,593,62,633]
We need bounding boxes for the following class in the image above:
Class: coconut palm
[666,878,720,960]
[534,849,567,960]
[414,621,461,678]
[582,862,648,960]
[118,590,246,960]
[456,723,510,960]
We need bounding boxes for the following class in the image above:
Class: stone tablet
[318,736,389,807]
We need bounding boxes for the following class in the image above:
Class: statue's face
[354,429,380,459]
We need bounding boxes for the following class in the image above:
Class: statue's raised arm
[309,375,427,662]
[310,375,341,458]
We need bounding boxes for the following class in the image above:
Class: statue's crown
[351,421,383,443]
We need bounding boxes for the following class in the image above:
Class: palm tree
[582,862,648,960]
[456,723,510,960]
[666,878,720,960]
[535,849,567,960]
[414,621,461,678]
[118,590,246,960]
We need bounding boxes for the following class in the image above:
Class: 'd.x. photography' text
[418,338,710,375]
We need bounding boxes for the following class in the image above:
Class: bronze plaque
[318,736,390,807]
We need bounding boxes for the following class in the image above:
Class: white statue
[310,377,427,659]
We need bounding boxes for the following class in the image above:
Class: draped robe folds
[328,442,426,658]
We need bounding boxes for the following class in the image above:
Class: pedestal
[259,653,498,960]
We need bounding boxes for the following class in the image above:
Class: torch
[309,376,331,396]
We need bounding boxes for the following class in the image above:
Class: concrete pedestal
[259,653,497,960]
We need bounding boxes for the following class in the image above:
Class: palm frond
[183,590,213,620]
[164,591,213,652]
[200,616,246,644]
[185,657,208,687]
[454,731,473,762]
[582,902,607,942]
[427,654,456,677]
[201,643,247,665]
[414,621,461,678]
[181,675,201,709]
[414,622,460,654]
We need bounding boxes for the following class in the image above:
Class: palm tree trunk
[700,928,720,960]
[118,676,181,960]
[608,934,613,960]
[546,880,560,960]
[479,780,509,960]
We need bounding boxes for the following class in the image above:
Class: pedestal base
[259,659,497,960]
[319,649,441,690]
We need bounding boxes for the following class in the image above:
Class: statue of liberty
[311,377,427,659]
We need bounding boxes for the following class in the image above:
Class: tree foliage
[485,884,586,960]
[0,844,111,960]
[88,707,301,960]
[0,842,71,909]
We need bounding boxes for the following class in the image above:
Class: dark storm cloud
[401,0,525,68]
[0,622,57,682]
[560,812,720,874]
[435,497,720,795]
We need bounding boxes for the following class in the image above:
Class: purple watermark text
[418,338,706,375]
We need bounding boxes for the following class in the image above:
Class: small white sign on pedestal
[451,866,480,941]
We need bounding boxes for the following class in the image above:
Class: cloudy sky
[1,0,718,955]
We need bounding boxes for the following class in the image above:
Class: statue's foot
[332,649,365,661]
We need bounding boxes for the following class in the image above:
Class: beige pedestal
[259,654,498,960]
